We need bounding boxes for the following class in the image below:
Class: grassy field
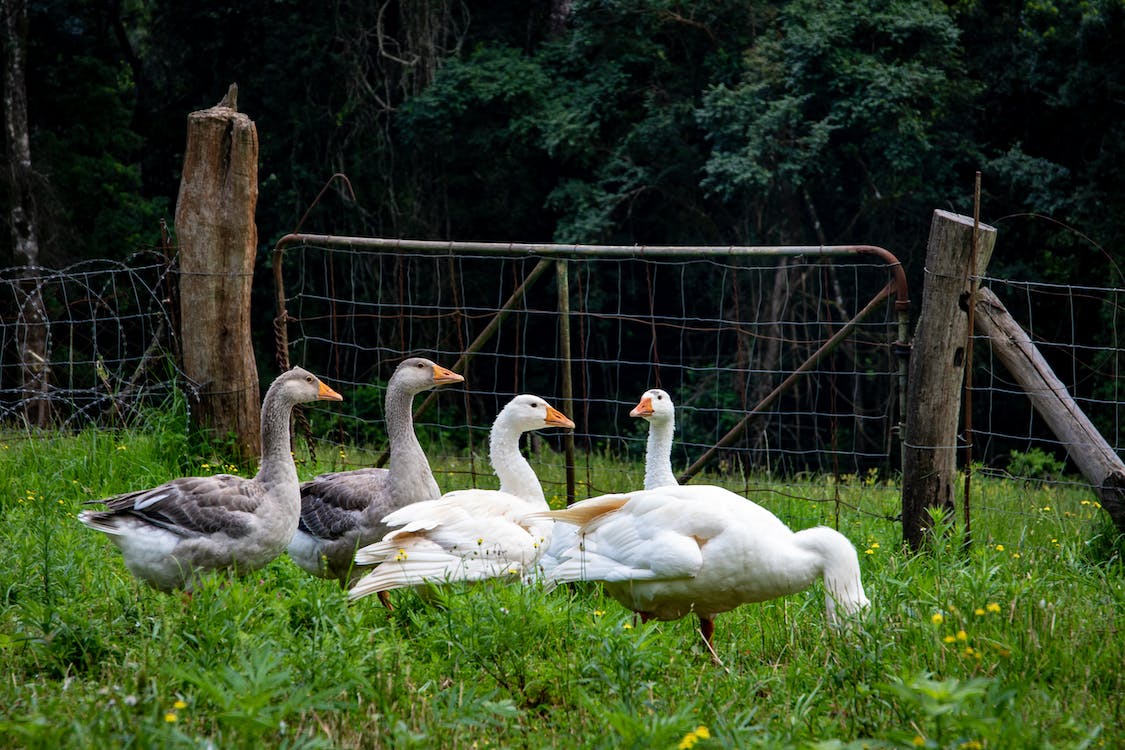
[1,407,1122,749]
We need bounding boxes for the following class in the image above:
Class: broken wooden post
[901,210,997,550]
[174,84,262,460]
[974,286,1125,535]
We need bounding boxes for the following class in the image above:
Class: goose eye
[305,375,314,383]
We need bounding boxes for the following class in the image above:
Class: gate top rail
[272,233,909,311]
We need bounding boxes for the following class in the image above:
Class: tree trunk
[174,84,262,460]
[3,0,49,426]
[901,210,997,550]
[973,286,1125,535]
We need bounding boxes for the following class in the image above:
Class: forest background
[4,0,1122,289]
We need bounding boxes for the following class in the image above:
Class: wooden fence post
[901,210,997,550]
[973,287,1125,535]
[174,84,261,460]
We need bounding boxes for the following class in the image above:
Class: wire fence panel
[975,276,1125,477]
[275,237,907,505]
[2,240,1122,555]
[0,253,181,430]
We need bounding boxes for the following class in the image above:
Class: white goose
[79,367,343,592]
[539,388,680,577]
[348,394,574,603]
[288,357,464,587]
[536,484,869,661]
[631,388,679,490]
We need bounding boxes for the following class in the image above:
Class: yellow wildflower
[956,630,968,641]
[931,612,944,625]
[173,700,187,710]
[986,602,1002,613]
[943,635,956,644]
[164,712,177,723]
[677,726,711,750]
[912,736,926,747]
[995,544,1004,552]
[974,608,985,616]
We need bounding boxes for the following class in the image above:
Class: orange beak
[544,405,576,429]
[630,396,653,418]
[318,381,344,401]
[431,364,465,386]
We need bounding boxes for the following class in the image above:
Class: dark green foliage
[8,0,1124,282]
[699,0,976,251]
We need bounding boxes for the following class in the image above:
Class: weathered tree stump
[974,286,1125,535]
[174,84,262,460]
[901,210,997,550]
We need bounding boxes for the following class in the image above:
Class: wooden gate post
[174,85,261,459]
[901,210,997,550]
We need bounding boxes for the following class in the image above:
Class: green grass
[1,412,1122,749]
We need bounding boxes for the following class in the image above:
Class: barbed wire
[0,251,189,431]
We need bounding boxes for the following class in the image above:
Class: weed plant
[0,413,1122,748]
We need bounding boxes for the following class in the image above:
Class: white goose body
[288,358,463,585]
[538,484,869,655]
[348,394,574,602]
[78,367,343,592]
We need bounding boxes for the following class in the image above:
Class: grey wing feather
[298,468,390,540]
[84,475,260,538]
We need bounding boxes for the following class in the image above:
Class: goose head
[276,366,344,404]
[630,388,675,428]
[493,394,575,433]
[392,357,464,395]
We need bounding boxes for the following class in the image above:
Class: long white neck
[256,384,298,488]
[490,422,545,505]
[793,526,869,625]
[643,417,678,490]
[385,385,440,502]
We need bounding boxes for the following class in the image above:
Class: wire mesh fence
[2,239,1122,556]
[274,236,909,511]
[0,253,182,431]
[975,276,1125,468]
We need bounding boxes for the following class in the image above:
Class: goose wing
[541,492,706,584]
[298,468,390,539]
[82,475,263,538]
[348,490,547,600]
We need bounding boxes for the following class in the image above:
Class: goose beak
[431,365,465,386]
[630,396,653,418]
[318,381,344,401]
[544,405,575,430]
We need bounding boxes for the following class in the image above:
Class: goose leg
[698,615,723,666]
